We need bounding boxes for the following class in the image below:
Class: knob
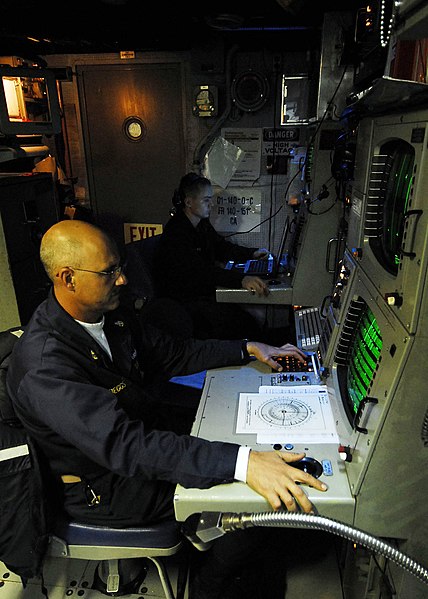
[338,445,352,462]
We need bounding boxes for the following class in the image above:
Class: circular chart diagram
[258,398,312,427]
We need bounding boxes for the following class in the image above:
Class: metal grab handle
[354,396,378,434]
[325,238,338,273]
[400,209,423,258]
[320,294,332,318]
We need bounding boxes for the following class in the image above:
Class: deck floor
[0,532,347,599]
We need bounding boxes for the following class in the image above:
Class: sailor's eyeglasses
[67,264,126,279]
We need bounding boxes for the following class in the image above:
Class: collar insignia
[111,382,126,394]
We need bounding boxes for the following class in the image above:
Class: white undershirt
[75,317,249,482]
[76,316,113,361]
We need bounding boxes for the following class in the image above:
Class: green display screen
[347,306,383,414]
[369,140,414,275]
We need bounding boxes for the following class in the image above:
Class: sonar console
[173,357,354,524]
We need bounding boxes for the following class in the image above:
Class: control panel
[263,351,322,385]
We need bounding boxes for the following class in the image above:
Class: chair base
[48,517,183,598]
[93,558,149,596]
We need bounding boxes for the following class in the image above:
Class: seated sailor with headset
[6,219,328,599]
[153,172,273,340]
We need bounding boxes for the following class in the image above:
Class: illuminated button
[385,292,403,307]
[322,459,333,476]
[284,443,294,450]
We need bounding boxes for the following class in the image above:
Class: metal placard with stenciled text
[210,189,262,232]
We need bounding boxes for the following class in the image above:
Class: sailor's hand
[253,248,270,260]
[245,341,307,370]
[246,450,328,512]
[242,276,269,297]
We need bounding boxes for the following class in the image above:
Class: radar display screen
[335,296,383,424]
[346,304,382,415]
[367,140,414,275]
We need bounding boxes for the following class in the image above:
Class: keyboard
[244,257,275,275]
[224,254,285,278]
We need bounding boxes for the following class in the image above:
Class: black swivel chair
[123,235,160,311]
[124,235,194,339]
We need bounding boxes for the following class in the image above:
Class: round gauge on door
[123,116,146,142]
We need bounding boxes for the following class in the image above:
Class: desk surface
[173,361,354,523]
[216,273,293,304]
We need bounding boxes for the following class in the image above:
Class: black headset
[172,173,207,209]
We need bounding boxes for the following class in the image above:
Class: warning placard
[262,127,301,156]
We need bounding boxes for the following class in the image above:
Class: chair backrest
[123,235,194,338]
[0,327,24,424]
[0,327,52,583]
[124,235,162,308]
